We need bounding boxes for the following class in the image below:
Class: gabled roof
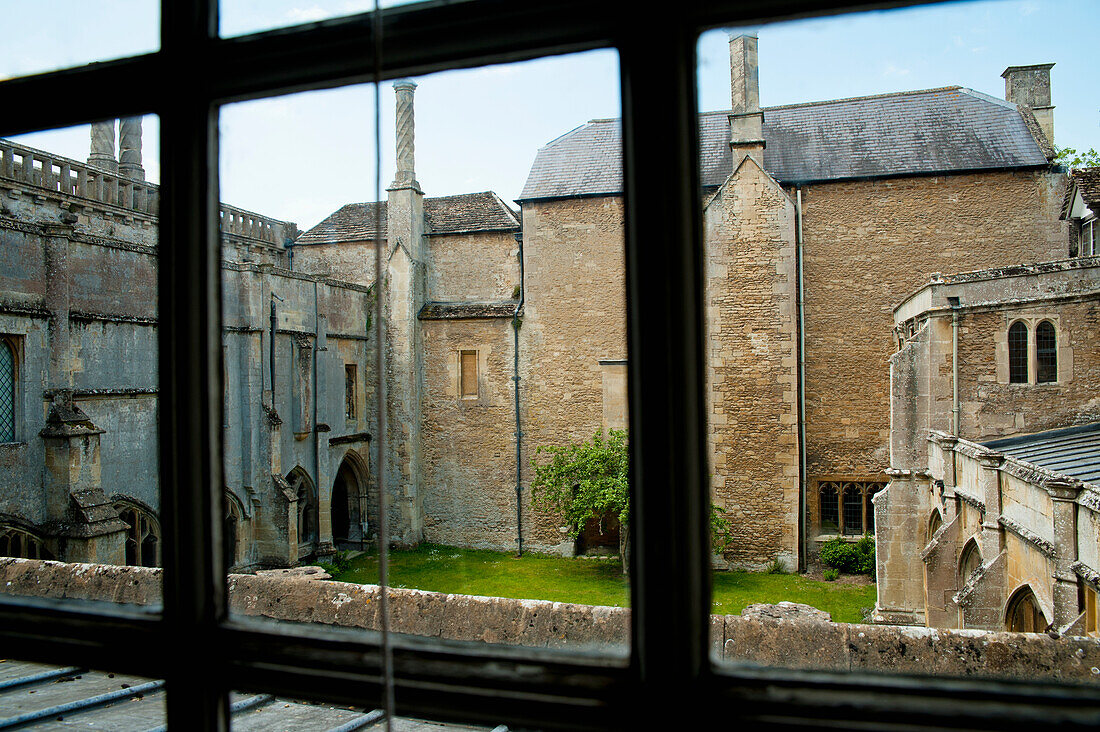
[296,191,519,245]
[1073,168,1100,210]
[519,87,1050,201]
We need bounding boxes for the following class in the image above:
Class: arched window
[819,482,839,534]
[1008,321,1029,384]
[1036,320,1057,383]
[287,468,318,557]
[0,339,15,442]
[0,523,52,560]
[1006,586,1048,633]
[928,510,943,542]
[114,500,161,568]
[958,539,981,586]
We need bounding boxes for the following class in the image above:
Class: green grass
[328,544,876,624]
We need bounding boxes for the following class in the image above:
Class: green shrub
[823,568,839,582]
[819,535,875,575]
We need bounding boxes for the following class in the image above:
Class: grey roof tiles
[985,422,1100,485]
[297,191,519,245]
[519,87,1050,201]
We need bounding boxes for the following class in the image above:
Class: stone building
[0,36,1079,574]
[514,36,1070,568]
[0,120,374,570]
[875,257,1100,631]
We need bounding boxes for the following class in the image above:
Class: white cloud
[286,6,330,23]
[883,64,910,78]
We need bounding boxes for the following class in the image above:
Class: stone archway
[287,467,318,559]
[1005,585,1049,633]
[331,451,369,549]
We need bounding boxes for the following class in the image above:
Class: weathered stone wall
[955,301,1100,441]
[428,232,518,302]
[799,169,1068,483]
[420,317,519,549]
[704,157,799,569]
[291,240,379,288]
[519,196,626,552]
[5,558,1100,683]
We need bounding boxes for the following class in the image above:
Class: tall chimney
[118,116,145,181]
[391,79,420,190]
[1002,63,1055,147]
[88,119,118,173]
[729,33,765,164]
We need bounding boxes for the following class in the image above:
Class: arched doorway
[1005,585,1048,633]
[287,467,318,559]
[331,452,368,549]
[224,491,250,569]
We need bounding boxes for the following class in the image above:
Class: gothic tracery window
[817,480,885,536]
[114,500,160,567]
[1006,586,1048,633]
[0,523,52,560]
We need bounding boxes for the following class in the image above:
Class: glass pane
[698,0,1100,682]
[1036,320,1057,382]
[220,50,629,657]
[221,0,418,38]
[0,2,158,81]
[0,118,162,609]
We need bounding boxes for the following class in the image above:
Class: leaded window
[0,339,14,442]
[1008,321,1029,383]
[817,480,886,536]
[1036,320,1057,383]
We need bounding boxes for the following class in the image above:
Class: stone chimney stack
[118,116,145,181]
[88,119,118,173]
[1002,63,1055,147]
[391,79,421,191]
[729,33,765,164]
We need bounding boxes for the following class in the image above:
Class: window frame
[0,335,19,443]
[2,1,1099,729]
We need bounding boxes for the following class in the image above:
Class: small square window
[459,350,478,399]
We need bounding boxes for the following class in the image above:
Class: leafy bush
[823,568,839,582]
[819,535,875,575]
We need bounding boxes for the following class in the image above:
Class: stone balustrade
[0,139,293,246]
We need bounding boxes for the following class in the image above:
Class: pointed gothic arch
[957,538,981,586]
[113,498,161,568]
[331,450,369,548]
[224,490,250,569]
[286,467,318,558]
[1005,584,1049,633]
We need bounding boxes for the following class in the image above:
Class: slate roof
[985,423,1100,485]
[296,191,519,245]
[519,87,1050,201]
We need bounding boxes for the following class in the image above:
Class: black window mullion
[620,22,711,717]
[159,0,228,728]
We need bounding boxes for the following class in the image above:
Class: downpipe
[513,231,525,558]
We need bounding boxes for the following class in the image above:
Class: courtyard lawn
[326,544,876,624]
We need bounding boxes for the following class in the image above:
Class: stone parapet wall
[4,558,1100,682]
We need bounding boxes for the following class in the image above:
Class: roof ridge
[762,86,964,112]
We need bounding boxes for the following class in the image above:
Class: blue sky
[5,0,1097,231]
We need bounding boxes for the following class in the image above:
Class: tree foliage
[1055,146,1100,170]
[530,429,629,540]
[530,429,735,571]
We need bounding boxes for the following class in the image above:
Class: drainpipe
[795,188,807,572]
[949,296,960,436]
[512,231,525,557]
[313,280,322,548]
[269,292,283,392]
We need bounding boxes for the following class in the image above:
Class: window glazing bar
[158,0,228,729]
